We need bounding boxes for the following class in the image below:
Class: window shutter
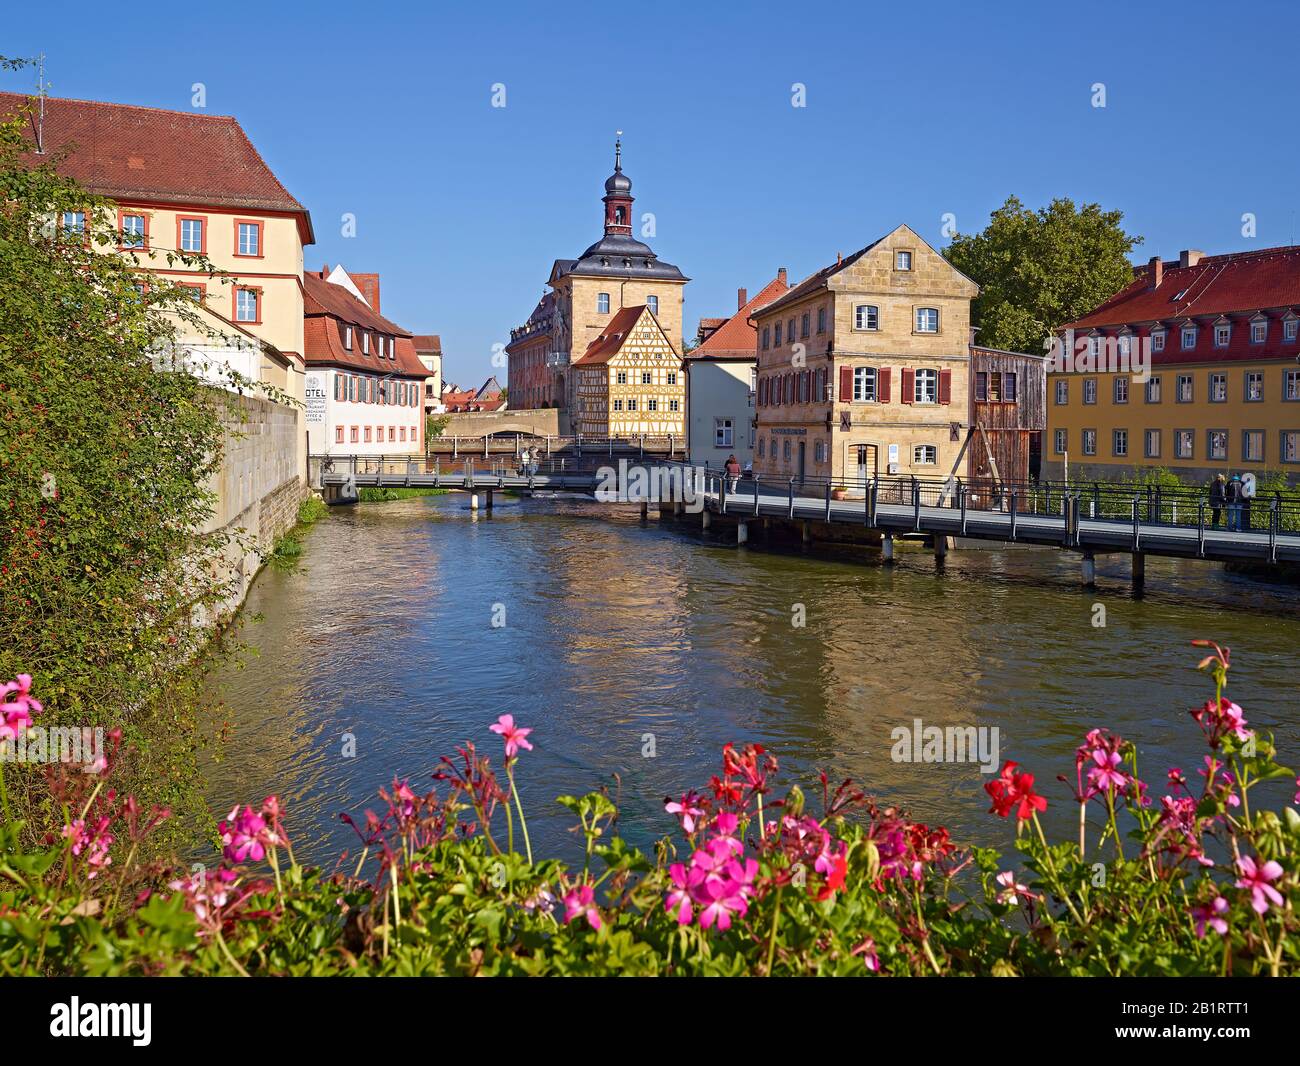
[900,367,914,404]
[939,369,952,405]
[878,367,891,403]
[758,378,767,406]
[839,366,852,401]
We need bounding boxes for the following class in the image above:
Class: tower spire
[614,130,622,172]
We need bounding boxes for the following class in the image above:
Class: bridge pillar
[470,493,480,511]
[1081,550,1096,587]
[801,521,811,546]
[640,500,648,520]
[737,520,749,545]
[1132,551,1145,589]
[701,508,711,530]
[486,489,494,513]
[934,534,948,563]
[673,501,684,517]
[881,532,894,564]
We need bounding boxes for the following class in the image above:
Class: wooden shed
[964,346,1047,491]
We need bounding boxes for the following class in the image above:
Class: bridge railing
[425,433,685,459]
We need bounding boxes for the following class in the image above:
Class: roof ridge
[0,90,240,122]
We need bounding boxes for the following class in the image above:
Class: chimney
[1149,255,1163,289]
[737,287,748,311]
[1179,249,1205,269]
[777,267,788,285]
[836,251,843,266]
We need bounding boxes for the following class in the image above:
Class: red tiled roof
[412,334,441,354]
[757,240,884,317]
[304,270,411,336]
[302,271,424,377]
[1063,246,1300,330]
[573,305,649,365]
[687,273,790,360]
[0,92,313,240]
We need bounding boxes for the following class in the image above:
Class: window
[1083,379,1097,404]
[1243,430,1264,462]
[1214,323,1231,348]
[1082,429,1097,456]
[1251,321,1267,344]
[715,418,734,447]
[613,399,623,412]
[1114,376,1129,403]
[667,371,677,385]
[1175,429,1194,459]
[914,368,938,403]
[334,376,344,401]
[1055,379,1068,405]
[1144,429,1161,458]
[855,305,879,331]
[400,427,406,442]
[1117,334,1132,359]
[1210,372,1227,402]
[1288,369,1300,401]
[120,213,146,249]
[788,318,796,345]
[647,295,659,315]
[852,366,876,402]
[597,293,610,313]
[1245,371,1264,401]
[800,312,810,339]
[1053,428,1066,454]
[1208,430,1228,461]
[334,426,344,443]
[1286,319,1299,342]
[179,282,204,301]
[1181,326,1197,350]
[1004,373,1017,401]
[350,426,359,444]
[616,371,627,384]
[975,372,988,401]
[774,323,783,346]
[915,307,939,333]
[363,333,370,355]
[647,398,658,412]
[913,444,936,465]
[388,427,395,442]
[364,427,372,443]
[179,216,205,253]
[669,398,679,412]
[783,440,791,461]
[1088,335,1100,358]
[817,307,826,334]
[1151,330,1166,352]
[1283,431,1300,463]
[344,327,353,350]
[62,210,85,235]
[761,327,771,350]
[814,440,826,463]
[236,220,262,257]
[627,398,637,411]
[1145,376,1162,403]
[757,438,765,458]
[1112,429,1128,457]
[235,288,259,323]
[641,371,652,385]
[895,250,913,271]
[1177,374,1194,403]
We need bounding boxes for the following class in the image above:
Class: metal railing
[424,433,683,459]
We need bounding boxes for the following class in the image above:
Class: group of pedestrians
[1208,473,1253,531]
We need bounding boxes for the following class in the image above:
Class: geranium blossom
[1192,896,1229,938]
[984,761,1047,823]
[488,714,533,759]
[665,792,704,834]
[995,870,1038,905]
[61,815,113,878]
[219,804,280,863]
[562,883,602,930]
[1235,855,1285,915]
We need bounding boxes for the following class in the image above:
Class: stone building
[571,305,685,438]
[506,140,688,424]
[753,225,978,487]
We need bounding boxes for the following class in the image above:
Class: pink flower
[665,863,695,925]
[489,714,533,759]
[562,884,602,930]
[995,870,1038,905]
[1087,748,1128,793]
[219,804,279,864]
[1235,855,1285,915]
[0,674,42,742]
[1294,779,1299,806]
[169,866,239,929]
[665,792,704,834]
[663,833,759,931]
[853,936,880,973]
[1192,896,1229,938]
[61,815,114,878]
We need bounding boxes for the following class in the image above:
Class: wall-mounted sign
[840,411,852,431]
[888,443,899,465]
[304,372,327,426]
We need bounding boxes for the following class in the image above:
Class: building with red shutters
[303,265,427,457]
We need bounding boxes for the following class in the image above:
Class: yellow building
[1047,247,1300,486]
[571,305,685,438]
[753,225,978,486]
[507,139,688,425]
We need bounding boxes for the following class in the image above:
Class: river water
[202,492,1300,865]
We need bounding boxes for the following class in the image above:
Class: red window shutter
[939,369,952,405]
[878,367,891,403]
[758,378,767,406]
[839,365,852,401]
[901,367,914,404]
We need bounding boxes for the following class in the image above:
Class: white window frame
[235,288,258,322]
[237,222,260,256]
[715,418,734,448]
[1181,326,1197,350]
[597,293,610,314]
[647,295,659,315]
[852,366,877,402]
[854,305,879,331]
[895,250,913,271]
[915,307,939,333]
[912,444,936,465]
[180,217,204,252]
[344,326,353,350]
[914,368,938,403]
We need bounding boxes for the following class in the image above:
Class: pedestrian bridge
[310,455,1300,580]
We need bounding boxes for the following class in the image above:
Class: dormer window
[363,333,370,355]
[1117,333,1131,358]
[1151,328,1166,352]
[1251,320,1267,344]
[1088,335,1100,358]
[1181,326,1197,350]
[345,326,353,350]
[1287,317,1299,342]
[1214,322,1231,348]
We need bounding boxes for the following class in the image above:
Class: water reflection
[202,493,1300,866]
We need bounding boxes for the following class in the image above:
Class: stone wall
[203,391,309,623]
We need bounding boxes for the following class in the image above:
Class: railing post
[788,477,795,518]
[754,475,760,515]
[1132,495,1141,551]
[1198,501,1206,557]
[824,481,832,521]
[1092,483,1099,519]
[453,435,458,459]
[434,457,441,487]
[720,472,727,514]
[913,478,921,531]
[1009,492,1018,540]
[869,478,878,527]
[1270,502,1278,562]
[959,482,968,535]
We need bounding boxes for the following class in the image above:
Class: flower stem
[765,884,784,976]
[509,767,533,865]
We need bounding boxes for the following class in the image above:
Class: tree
[943,196,1142,354]
[426,414,450,440]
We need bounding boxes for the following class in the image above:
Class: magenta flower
[0,674,42,741]
[169,866,238,929]
[1235,855,1285,915]
[665,792,704,834]
[1087,748,1128,793]
[489,714,533,759]
[562,884,602,930]
[1192,896,1229,938]
[853,936,880,973]
[995,870,1038,905]
[61,815,113,878]
[665,863,695,925]
[219,804,279,863]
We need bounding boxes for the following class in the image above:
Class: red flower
[984,761,1047,823]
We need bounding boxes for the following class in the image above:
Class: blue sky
[5,0,1299,384]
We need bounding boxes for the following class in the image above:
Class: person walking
[724,454,741,493]
[1225,473,1243,532]
[1209,474,1226,529]
[519,446,531,477]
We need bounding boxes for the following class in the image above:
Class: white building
[303,266,427,457]
[685,270,788,469]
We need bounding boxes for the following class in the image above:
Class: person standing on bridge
[1209,474,1226,529]
[725,454,741,493]
[1225,474,1243,532]
[519,447,531,477]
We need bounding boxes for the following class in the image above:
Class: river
[201,492,1300,865]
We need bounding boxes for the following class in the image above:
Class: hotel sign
[305,372,327,426]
